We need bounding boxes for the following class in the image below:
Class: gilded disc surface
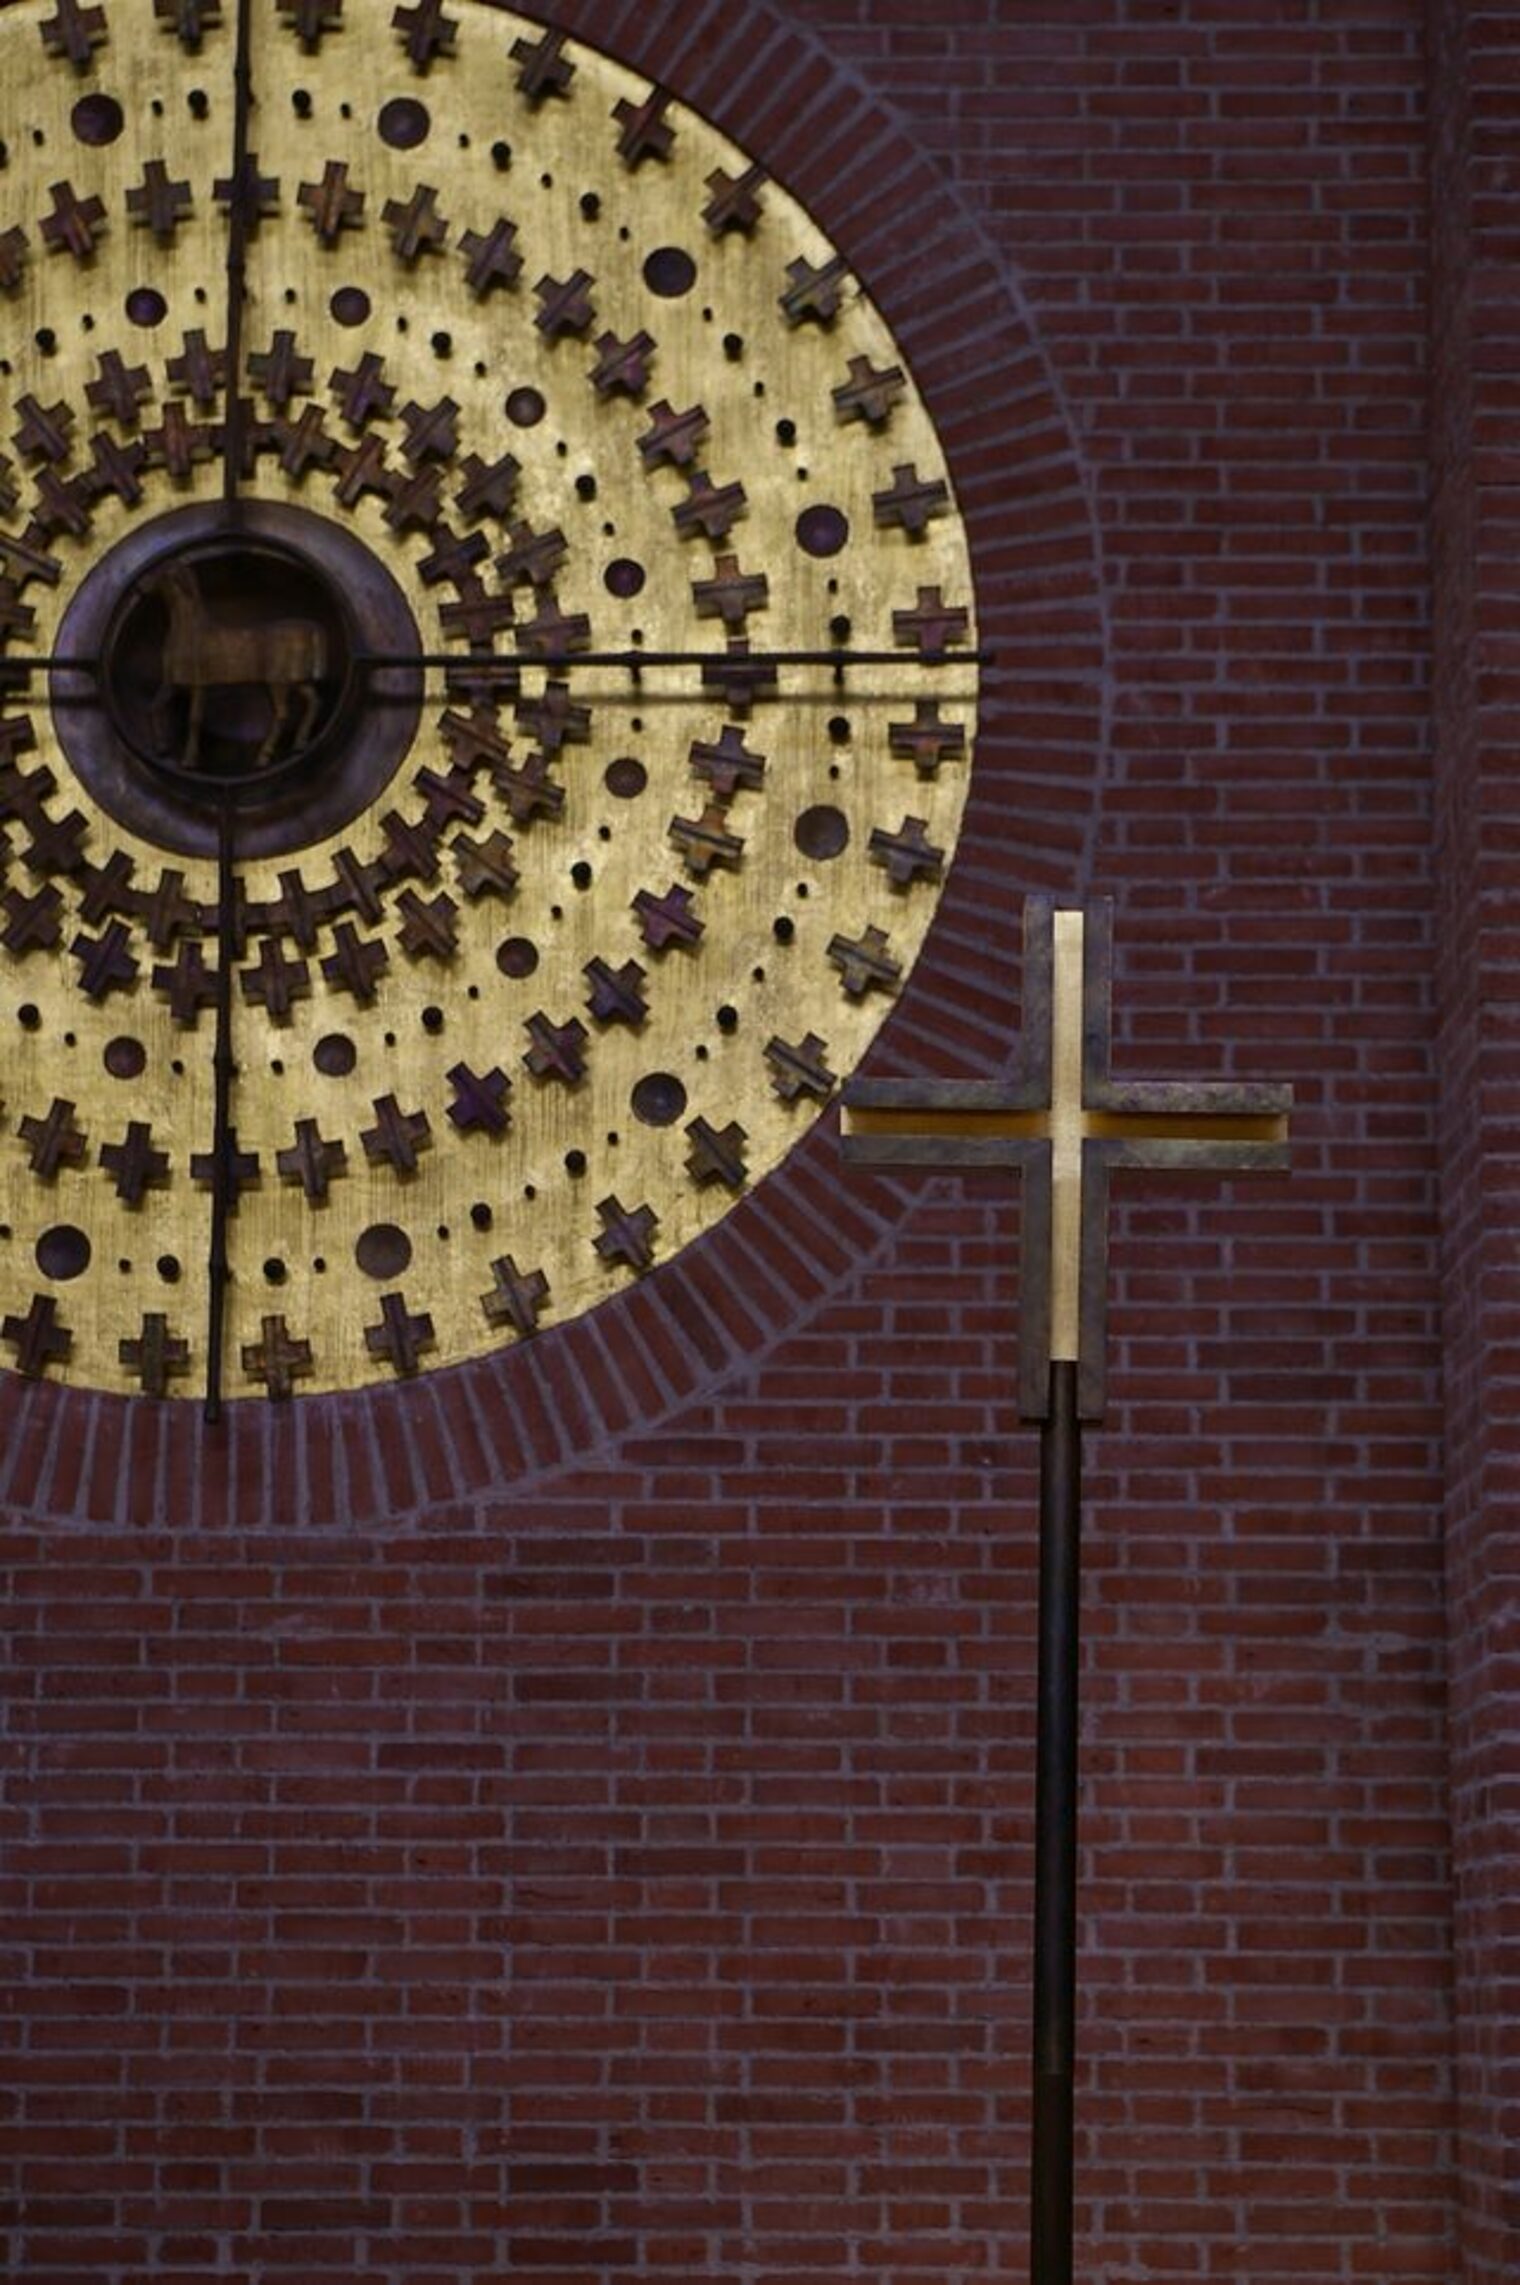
[0,0,977,1400]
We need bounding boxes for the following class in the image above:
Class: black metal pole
[203,792,237,1426]
[1030,1358,1082,2283]
[220,0,255,515]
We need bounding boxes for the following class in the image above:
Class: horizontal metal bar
[355,647,991,671]
[4,645,990,676]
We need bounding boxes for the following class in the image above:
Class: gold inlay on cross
[842,898,1292,1418]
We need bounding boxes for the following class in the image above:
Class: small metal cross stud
[241,1314,313,1402]
[842,896,1292,1421]
[119,1313,191,1398]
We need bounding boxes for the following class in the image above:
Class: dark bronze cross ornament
[841,895,1291,2285]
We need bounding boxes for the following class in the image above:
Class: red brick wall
[0,4,1465,2280]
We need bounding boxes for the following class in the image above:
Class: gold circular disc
[0,0,977,1399]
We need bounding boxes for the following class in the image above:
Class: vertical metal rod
[203,793,237,1426]
[221,0,256,509]
[1030,1358,1082,2284]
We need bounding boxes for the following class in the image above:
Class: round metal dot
[378,96,430,149]
[794,805,850,860]
[605,756,646,799]
[125,287,166,328]
[631,1072,688,1128]
[36,1225,91,1281]
[604,557,646,599]
[497,936,538,978]
[716,1005,739,1034]
[643,245,696,297]
[773,915,795,943]
[313,1033,356,1076]
[470,1203,493,1232]
[71,92,123,146]
[421,1005,445,1034]
[331,285,370,327]
[18,1003,40,1031]
[355,1223,413,1280]
[828,714,852,744]
[564,1149,588,1177]
[263,1258,287,1286]
[157,1255,180,1283]
[104,1036,146,1080]
[506,386,545,427]
[796,504,849,558]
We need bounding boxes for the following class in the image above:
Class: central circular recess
[101,536,357,798]
[52,501,424,861]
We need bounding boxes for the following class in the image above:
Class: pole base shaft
[1030,1362,1081,2284]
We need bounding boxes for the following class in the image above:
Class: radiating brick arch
[0,0,1107,1528]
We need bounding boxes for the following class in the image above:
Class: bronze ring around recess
[50,499,425,862]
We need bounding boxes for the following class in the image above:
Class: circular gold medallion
[0,0,977,1399]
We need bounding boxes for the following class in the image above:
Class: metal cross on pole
[840,895,1292,2285]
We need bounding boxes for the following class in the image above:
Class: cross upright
[841,893,1291,2285]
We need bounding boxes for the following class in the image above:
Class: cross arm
[840,894,1055,1153]
[1081,902,1293,1133]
